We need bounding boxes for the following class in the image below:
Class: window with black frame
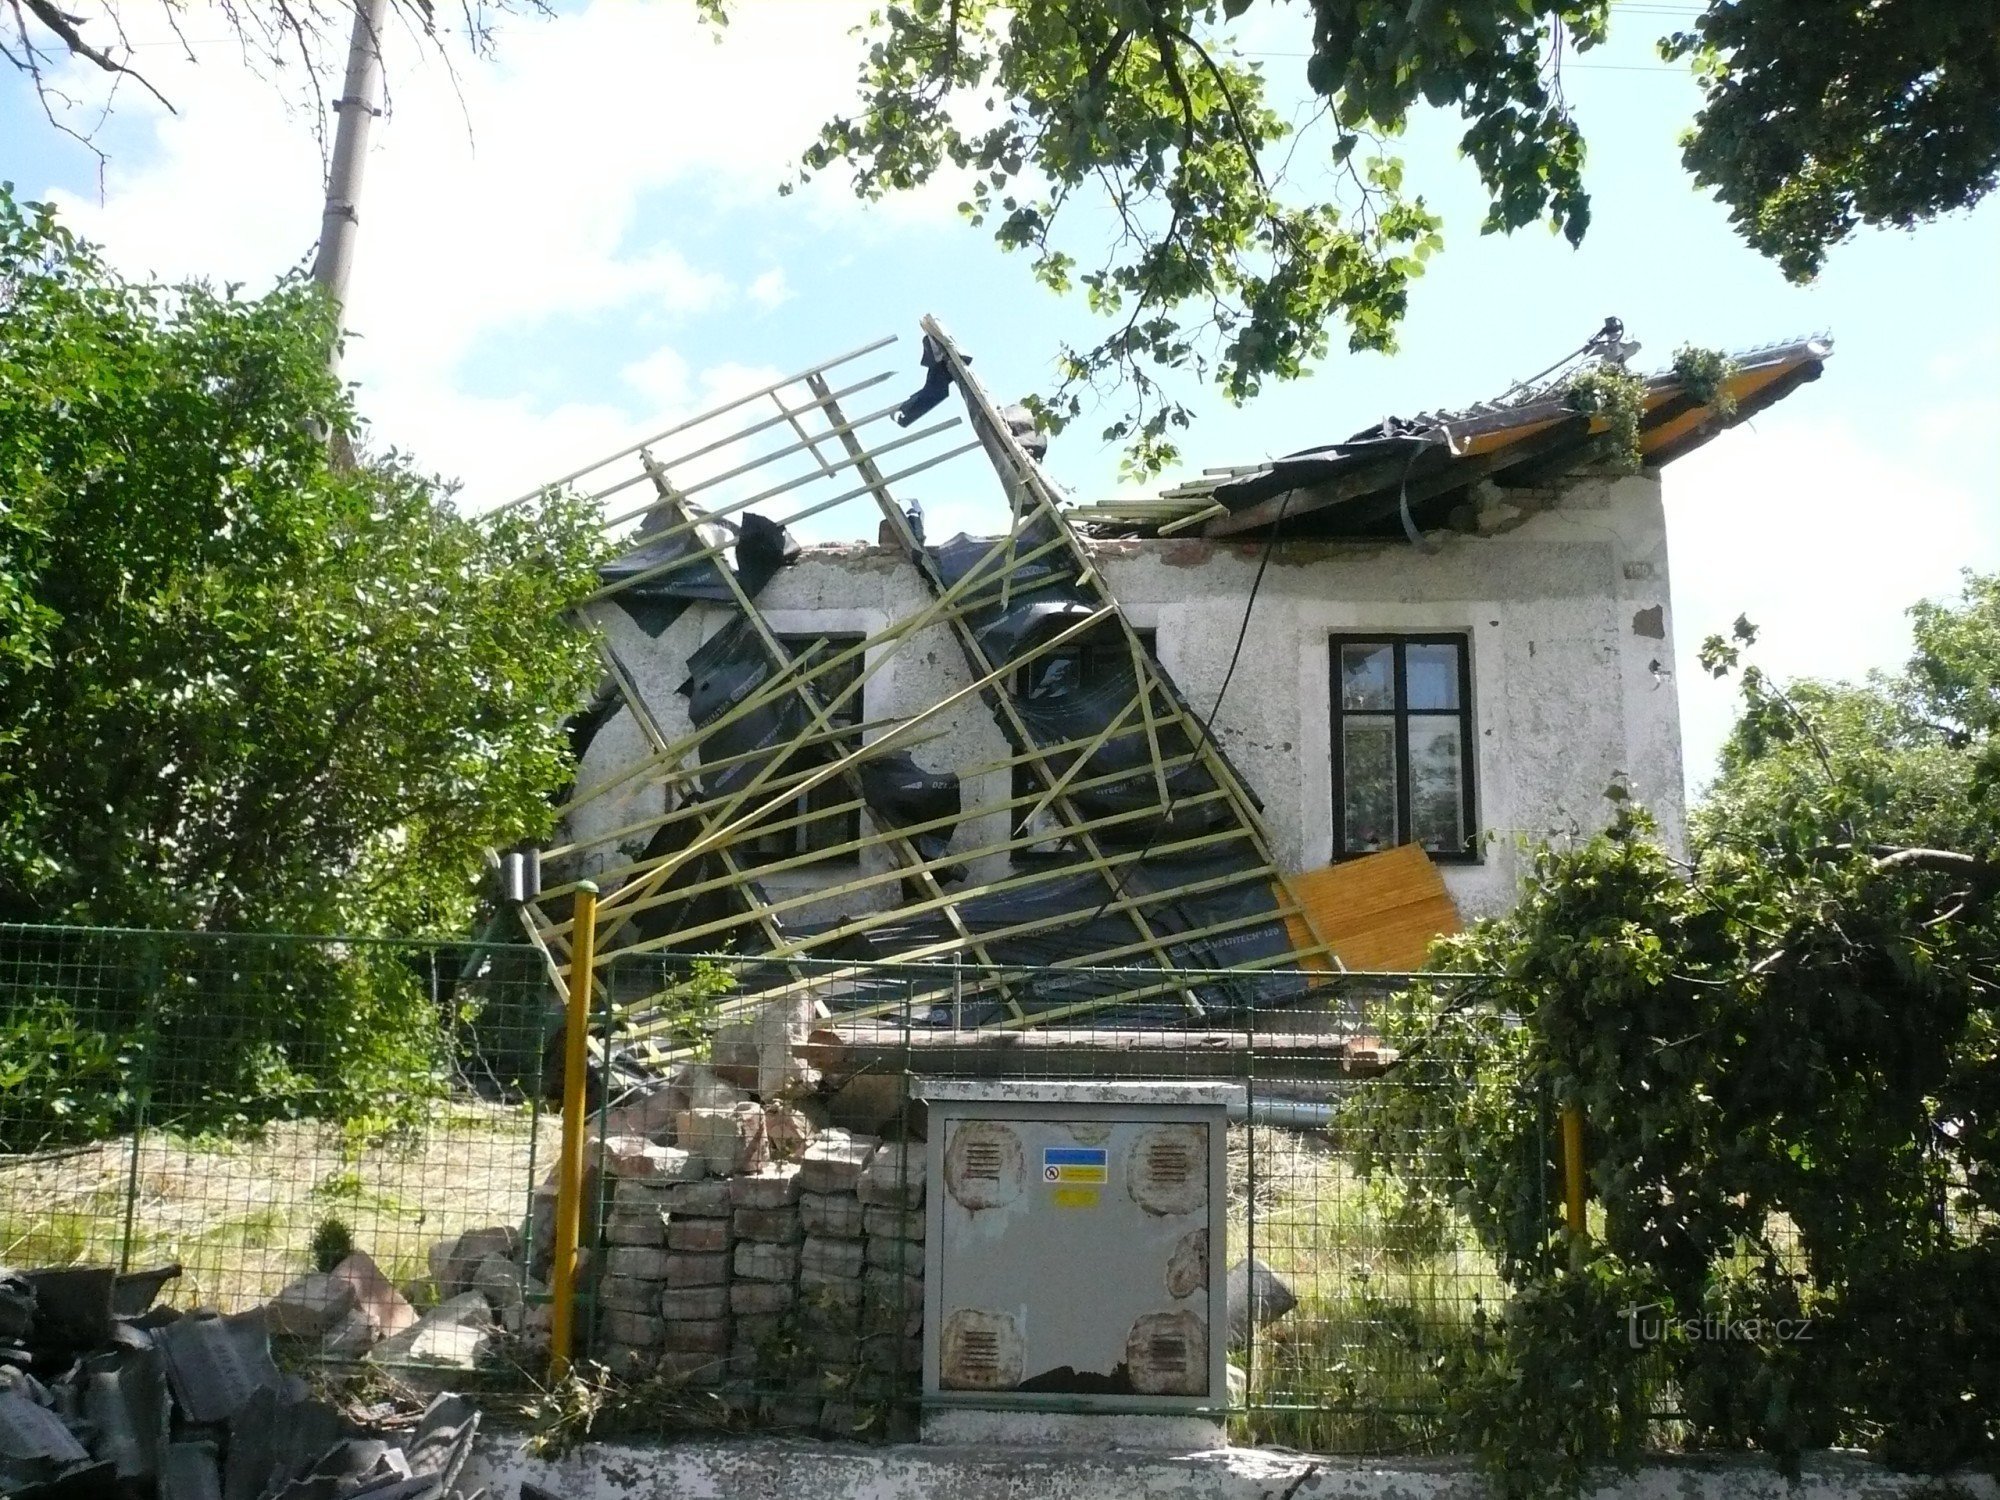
[1010,629,1157,862]
[1331,635,1476,861]
[739,633,863,867]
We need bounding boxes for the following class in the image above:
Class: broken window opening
[1010,629,1157,863]
[1330,634,1477,863]
[739,633,865,868]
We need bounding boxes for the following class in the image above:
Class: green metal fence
[1,922,1522,1446]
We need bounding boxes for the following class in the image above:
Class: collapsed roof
[508,318,1826,1055]
[1067,328,1832,541]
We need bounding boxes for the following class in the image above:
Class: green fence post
[118,935,161,1275]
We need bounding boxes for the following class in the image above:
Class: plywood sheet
[1279,844,1460,972]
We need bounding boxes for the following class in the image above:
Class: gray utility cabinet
[920,1080,1237,1412]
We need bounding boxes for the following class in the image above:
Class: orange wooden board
[1279,844,1461,972]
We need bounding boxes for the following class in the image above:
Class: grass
[1226,1122,1506,1454]
[0,1101,559,1311]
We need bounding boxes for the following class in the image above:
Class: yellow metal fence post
[549,879,598,1381]
[1561,1102,1587,1240]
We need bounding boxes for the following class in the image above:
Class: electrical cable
[1071,485,1296,934]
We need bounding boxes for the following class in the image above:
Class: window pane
[1340,644,1395,710]
[1409,715,1466,852]
[1342,718,1398,853]
[1406,642,1461,711]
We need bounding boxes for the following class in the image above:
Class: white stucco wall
[565,472,1684,930]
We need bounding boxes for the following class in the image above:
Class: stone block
[856,1142,925,1209]
[727,1164,801,1209]
[602,1207,668,1246]
[328,1252,417,1341]
[731,1206,800,1243]
[861,1334,923,1373]
[265,1271,358,1338]
[663,1179,731,1218]
[320,1307,375,1359]
[765,1105,814,1163]
[862,1205,923,1241]
[428,1225,521,1298]
[598,1276,660,1314]
[732,1312,787,1349]
[800,1235,864,1279]
[677,1105,769,1176]
[732,1241,799,1283]
[601,1310,664,1348]
[471,1254,525,1317]
[666,1219,733,1253]
[760,1394,824,1431]
[864,1236,925,1275]
[664,1252,730,1288]
[659,1286,727,1320]
[603,1247,671,1282]
[796,1267,863,1310]
[802,1192,865,1239]
[826,1074,903,1137]
[860,1271,923,1338]
[660,1317,730,1354]
[371,1292,496,1372]
[673,1063,746,1113]
[729,1280,794,1315]
[1227,1257,1298,1343]
[594,1135,703,1182]
[595,1341,656,1381]
[798,1129,877,1194]
[657,1350,729,1386]
[598,1081,685,1143]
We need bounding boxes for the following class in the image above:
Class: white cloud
[23,0,967,507]
[748,267,792,310]
[1665,407,2000,796]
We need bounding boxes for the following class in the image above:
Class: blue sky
[5,0,1996,793]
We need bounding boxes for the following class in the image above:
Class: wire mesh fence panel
[0,923,556,1389]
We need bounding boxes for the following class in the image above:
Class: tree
[0,186,604,938]
[794,0,1996,471]
[1348,589,2000,1495]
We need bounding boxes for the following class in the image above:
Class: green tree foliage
[787,0,1995,471]
[1349,586,2000,1494]
[0,188,604,1142]
[0,187,603,937]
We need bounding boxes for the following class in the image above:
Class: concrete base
[920,1408,1224,1450]
[465,1435,2000,1500]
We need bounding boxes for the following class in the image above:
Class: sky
[4,0,1997,799]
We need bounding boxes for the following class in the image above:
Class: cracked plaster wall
[563,474,1684,929]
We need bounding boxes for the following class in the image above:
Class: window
[740,633,863,866]
[1331,635,1476,861]
[1011,629,1157,862]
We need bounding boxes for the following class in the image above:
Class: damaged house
[515,319,1829,1051]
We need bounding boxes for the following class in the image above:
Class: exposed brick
[806,1330,859,1364]
[600,1310,664,1348]
[864,1236,925,1275]
[597,1276,660,1314]
[659,1285,727,1320]
[678,1105,770,1176]
[603,1247,671,1281]
[855,1142,925,1209]
[728,1165,802,1209]
[731,1206,800,1243]
[657,1350,728,1386]
[663,1180,732,1218]
[796,1267,863,1310]
[801,1192,865,1239]
[801,1235,865,1278]
[663,1252,730,1287]
[602,1209,667,1247]
[595,1341,657,1381]
[732,1241,799,1283]
[862,1205,924,1241]
[798,1130,878,1195]
[729,1280,795,1315]
[666,1218,734,1253]
[660,1317,730,1354]
[861,1334,924,1373]
[732,1312,787,1349]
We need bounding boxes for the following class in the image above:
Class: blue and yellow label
[1042,1145,1108,1185]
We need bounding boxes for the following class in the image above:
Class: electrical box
[920,1080,1236,1412]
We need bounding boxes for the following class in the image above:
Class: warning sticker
[1051,1186,1101,1209]
[1042,1145,1108,1185]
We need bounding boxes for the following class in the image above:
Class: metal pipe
[548,880,599,1381]
[1224,1096,1335,1129]
[1562,1102,1588,1238]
